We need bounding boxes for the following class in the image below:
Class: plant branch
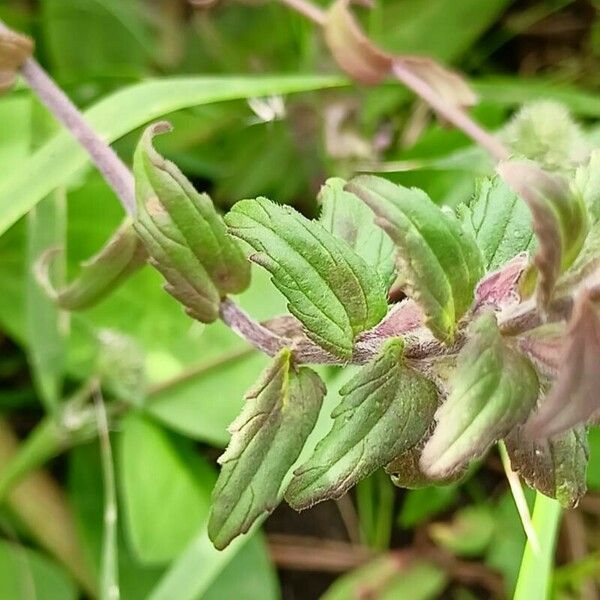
[0,20,136,215]
[279,0,326,25]
[391,62,510,162]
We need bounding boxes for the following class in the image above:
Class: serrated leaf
[208,348,325,549]
[286,338,438,510]
[459,177,535,272]
[347,175,483,343]
[498,160,588,309]
[506,426,588,508]
[35,219,147,310]
[319,177,396,289]
[225,197,388,359]
[134,121,250,323]
[524,288,600,439]
[421,314,539,479]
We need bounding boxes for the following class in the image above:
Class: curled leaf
[498,160,588,310]
[319,177,396,288]
[225,196,388,359]
[323,0,391,85]
[506,426,588,508]
[347,175,483,343]
[134,122,250,323]
[0,28,33,93]
[420,313,539,479]
[323,0,476,110]
[286,338,438,510]
[209,348,325,549]
[35,219,147,310]
[524,287,600,439]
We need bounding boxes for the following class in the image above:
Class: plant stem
[391,62,510,162]
[513,493,561,600]
[0,20,136,215]
[280,0,326,25]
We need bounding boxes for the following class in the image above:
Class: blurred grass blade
[498,441,539,554]
[26,100,68,412]
[513,493,561,600]
[94,388,119,600]
[0,74,346,236]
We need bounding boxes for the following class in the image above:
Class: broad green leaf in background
[398,485,459,529]
[347,175,483,343]
[40,0,152,83]
[421,314,539,478]
[587,427,600,490]
[119,414,214,565]
[459,176,535,271]
[321,555,447,600]
[374,0,514,63]
[286,338,438,510]
[0,540,77,600]
[0,74,346,237]
[209,348,325,549]
[505,426,588,508]
[134,122,250,323]
[26,101,67,412]
[226,197,388,358]
[318,177,396,289]
[429,505,495,557]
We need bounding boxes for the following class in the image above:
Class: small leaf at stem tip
[285,338,438,510]
[34,219,147,311]
[0,28,33,94]
[318,177,396,289]
[506,425,588,508]
[420,313,539,479]
[346,175,483,343]
[225,196,388,359]
[524,287,600,439]
[134,121,250,323]
[497,160,589,311]
[323,0,476,110]
[208,348,325,549]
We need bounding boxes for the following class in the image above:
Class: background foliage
[1,0,600,598]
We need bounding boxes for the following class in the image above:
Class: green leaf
[0,74,346,237]
[498,160,588,309]
[0,540,77,600]
[208,348,325,549]
[347,175,483,343]
[318,177,396,289]
[587,427,600,490]
[119,414,214,565]
[398,485,459,529]
[41,0,152,81]
[429,505,495,557]
[459,176,535,271]
[225,197,388,358]
[286,338,438,510]
[134,122,250,323]
[35,219,147,310]
[321,555,447,600]
[26,101,67,412]
[421,313,539,479]
[506,426,588,509]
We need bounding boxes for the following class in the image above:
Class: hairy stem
[0,20,136,215]
[280,0,326,25]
